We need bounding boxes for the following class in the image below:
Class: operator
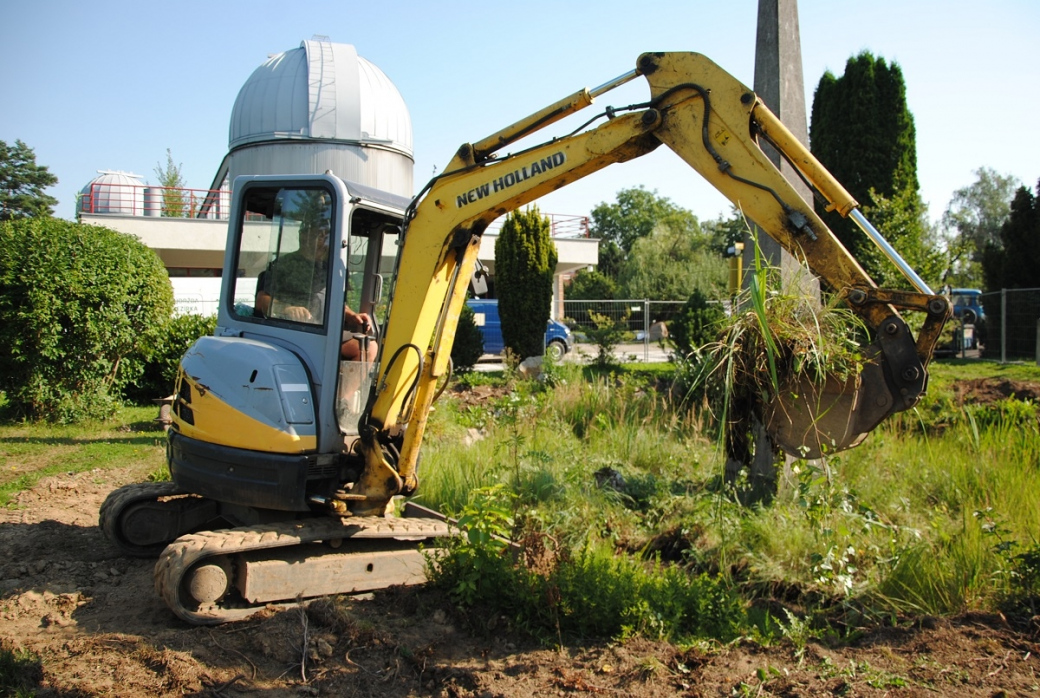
[254,220,376,362]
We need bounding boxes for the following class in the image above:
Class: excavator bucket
[763,349,898,459]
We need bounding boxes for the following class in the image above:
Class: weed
[0,642,42,697]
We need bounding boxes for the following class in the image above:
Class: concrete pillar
[743,0,816,289]
[728,0,817,504]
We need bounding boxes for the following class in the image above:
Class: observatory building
[78,37,595,315]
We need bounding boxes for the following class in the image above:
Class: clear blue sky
[2,0,1037,227]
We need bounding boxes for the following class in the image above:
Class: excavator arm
[349,51,951,515]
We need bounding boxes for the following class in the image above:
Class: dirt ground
[1,382,1040,696]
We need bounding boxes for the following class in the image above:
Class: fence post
[643,300,649,361]
[1001,288,1007,364]
[1036,317,1040,367]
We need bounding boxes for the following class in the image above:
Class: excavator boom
[355,51,950,509]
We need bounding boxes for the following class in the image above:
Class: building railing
[485,212,591,238]
[79,182,592,236]
[79,182,230,219]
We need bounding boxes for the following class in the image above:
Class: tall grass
[424,359,1040,635]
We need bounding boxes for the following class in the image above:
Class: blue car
[950,288,985,325]
[466,299,573,361]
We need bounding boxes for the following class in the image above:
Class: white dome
[79,170,146,215]
[229,40,413,160]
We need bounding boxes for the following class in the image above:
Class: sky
[2,0,1037,228]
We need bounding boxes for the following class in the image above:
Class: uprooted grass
[685,256,868,465]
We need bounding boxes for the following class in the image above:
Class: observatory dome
[78,170,146,216]
[226,38,414,198]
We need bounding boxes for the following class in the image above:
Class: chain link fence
[978,288,1040,362]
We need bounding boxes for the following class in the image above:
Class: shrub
[450,304,484,373]
[0,217,173,422]
[584,309,629,367]
[494,207,557,360]
[124,313,217,403]
[669,289,727,357]
[429,487,746,644]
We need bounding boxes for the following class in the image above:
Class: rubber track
[154,516,450,625]
[98,482,189,558]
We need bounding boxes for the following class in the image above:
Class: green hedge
[126,313,217,403]
[0,217,173,422]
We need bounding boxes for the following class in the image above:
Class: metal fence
[560,299,687,363]
[978,288,1040,362]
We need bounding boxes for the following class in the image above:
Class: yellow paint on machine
[174,381,316,454]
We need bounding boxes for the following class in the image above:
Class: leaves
[0,139,58,221]
[0,217,173,421]
[493,207,557,361]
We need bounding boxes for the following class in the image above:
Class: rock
[519,355,543,378]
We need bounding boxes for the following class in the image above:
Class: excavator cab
[165,175,409,514]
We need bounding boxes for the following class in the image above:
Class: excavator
[100,52,951,624]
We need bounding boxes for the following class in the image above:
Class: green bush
[429,487,746,644]
[669,289,726,357]
[0,218,173,422]
[125,313,217,403]
[494,207,557,360]
[450,304,484,373]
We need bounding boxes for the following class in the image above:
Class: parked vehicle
[467,299,572,361]
[949,288,985,350]
[950,288,985,325]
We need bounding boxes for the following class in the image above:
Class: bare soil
[953,377,1040,407]
[1,381,1039,696]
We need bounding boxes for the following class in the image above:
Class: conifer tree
[493,207,557,360]
[810,52,934,286]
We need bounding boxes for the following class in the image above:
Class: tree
[596,240,625,281]
[450,304,485,373]
[941,168,1020,287]
[669,289,727,357]
[494,207,557,361]
[981,180,1040,291]
[810,52,932,285]
[616,218,727,300]
[566,269,616,301]
[590,187,698,253]
[0,139,58,221]
[0,217,173,422]
[153,148,187,217]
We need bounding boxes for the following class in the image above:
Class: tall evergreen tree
[494,207,557,360]
[0,139,58,221]
[810,52,932,286]
[981,180,1040,291]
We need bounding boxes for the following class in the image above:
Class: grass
[0,405,166,507]
[424,357,1040,641]
[0,641,42,698]
[1,357,1037,643]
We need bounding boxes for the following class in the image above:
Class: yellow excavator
[100,52,950,624]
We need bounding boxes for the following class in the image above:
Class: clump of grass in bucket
[690,234,869,462]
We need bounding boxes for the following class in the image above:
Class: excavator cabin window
[230,186,335,329]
